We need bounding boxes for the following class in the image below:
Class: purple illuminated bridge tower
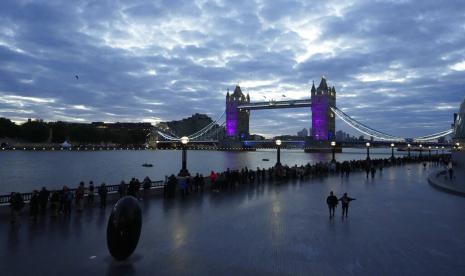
[311,77,336,141]
[225,77,336,148]
[226,85,250,139]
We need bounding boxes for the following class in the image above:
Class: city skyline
[1,0,464,138]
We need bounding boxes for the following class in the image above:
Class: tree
[20,121,49,142]
[0,118,19,138]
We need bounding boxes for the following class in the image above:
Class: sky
[0,0,464,138]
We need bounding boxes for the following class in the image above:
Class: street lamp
[275,139,282,167]
[435,146,439,156]
[419,144,423,157]
[390,143,395,159]
[407,143,411,157]
[428,146,431,157]
[331,141,336,162]
[366,142,371,160]
[441,146,445,155]
[178,136,190,176]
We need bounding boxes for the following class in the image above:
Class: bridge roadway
[237,99,312,110]
[1,163,464,275]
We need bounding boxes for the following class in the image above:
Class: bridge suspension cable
[413,129,453,142]
[331,107,405,142]
[187,111,225,140]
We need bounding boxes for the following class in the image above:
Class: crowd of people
[7,154,451,223]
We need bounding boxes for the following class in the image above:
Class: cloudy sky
[1,0,464,138]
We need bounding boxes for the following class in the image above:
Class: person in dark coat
[326,191,338,219]
[29,190,40,220]
[9,192,25,223]
[50,191,60,217]
[39,187,49,213]
[98,183,108,208]
[339,193,356,218]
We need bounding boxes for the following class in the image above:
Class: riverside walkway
[1,163,465,275]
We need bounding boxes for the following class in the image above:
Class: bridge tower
[226,85,250,139]
[311,77,336,141]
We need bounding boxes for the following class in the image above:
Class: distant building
[297,128,308,137]
[249,134,265,140]
[165,113,214,137]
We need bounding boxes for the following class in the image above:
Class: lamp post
[275,139,282,167]
[178,136,190,176]
[407,144,411,158]
[366,142,371,161]
[441,146,445,155]
[435,146,439,156]
[428,146,431,157]
[331,141,336,163]
[419,144,423,157]
[390,143,395,159]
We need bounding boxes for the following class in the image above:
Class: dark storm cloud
[0,0,464,137]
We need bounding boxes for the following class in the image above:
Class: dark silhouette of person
[98,183,108,208]
[326,191,338,218]
[339,193,356,218]
[29,190,40,220]
[38,187,49,213]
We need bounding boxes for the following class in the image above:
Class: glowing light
[275,140,282,146]
[331,141,336,147]
[366,142,371,147]
[181,136,189,145]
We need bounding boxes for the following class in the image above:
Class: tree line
[0,118,149,145]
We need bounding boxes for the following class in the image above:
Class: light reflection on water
[0,148,416,193]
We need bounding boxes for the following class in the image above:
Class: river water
[0,148,419,193]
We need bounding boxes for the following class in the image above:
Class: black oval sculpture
[107,196,142,260]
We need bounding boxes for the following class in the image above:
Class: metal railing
[0,180,165,206]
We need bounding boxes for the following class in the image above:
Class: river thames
[0,148,418,193]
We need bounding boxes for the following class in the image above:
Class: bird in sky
[75,75,79,80]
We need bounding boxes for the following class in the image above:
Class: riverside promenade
[1,163,465,275]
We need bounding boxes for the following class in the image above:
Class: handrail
[0,180,164,206]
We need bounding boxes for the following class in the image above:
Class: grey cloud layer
[0,0,464,137]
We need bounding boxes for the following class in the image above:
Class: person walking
[326,191,339,219]
[339,193,356,219]
[98,183,108,208]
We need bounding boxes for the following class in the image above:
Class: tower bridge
[225,77,336,148]
[152,76,454,150]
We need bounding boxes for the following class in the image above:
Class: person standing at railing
[75,182,84,212]
[9,192,25,223]
[39,187,49,214]
[98,183,108,208]
[143,177,151,198]
[30,190,40,220]
[50,191,60,217]
[87,181,95,206]
[118,181,127,198]
[63,186,73,216]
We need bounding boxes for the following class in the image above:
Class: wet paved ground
[1,163,465,276]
